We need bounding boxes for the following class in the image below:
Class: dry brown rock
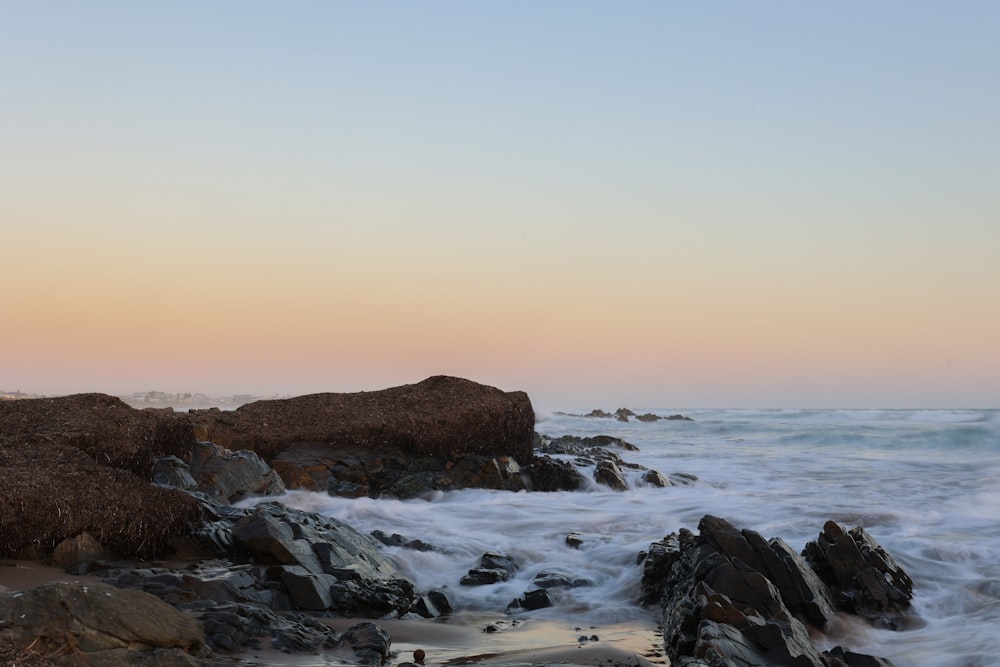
[0,393,195,477]
[0,394,203,559]
[190,375,535,463]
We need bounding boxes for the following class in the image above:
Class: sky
[1,2,998,409]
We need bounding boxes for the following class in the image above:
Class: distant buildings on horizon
[0,389,285,409]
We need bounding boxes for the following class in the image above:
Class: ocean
[246,408,1000,667]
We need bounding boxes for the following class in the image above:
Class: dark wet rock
[696,515,835,628]
[594,459,628,490]
[533,570,592,589]
[0,580,205,665]
[277,445,530,500]
[615,408,636,422]
[461,552,517,585]
[642,516,900,667]
[153,455,198,490]
[510,588,553,610]
[189,375,535,466]
[642,470,670,487]
[668,472,699,485]
[281,566,338,610]
[524,454,586,491]
[541,434,640,453]
[330,578,416,617]
[803,520,914,629]
[558,408,694,422]
[566,532,584,549]
[189,441,286,504]
[371,530,435,552]
[823,645,897,666]
[196,601,346,655]
[342,621,391,665]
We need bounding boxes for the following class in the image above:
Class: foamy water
[246,409,1000,667]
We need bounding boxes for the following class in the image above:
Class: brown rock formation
[189,375,535,463]
[0,393,195,477]
[0,394,203,559]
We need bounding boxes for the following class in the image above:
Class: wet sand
[0,560,667,666]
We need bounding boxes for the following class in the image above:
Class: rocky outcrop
[0,580,206,666]
[535,434,694,491]
[803,520,914,629]
[0,393,195,477]
[0,442,203,559]
[557,408,694,422]
[641,516,909,667]
[188,441,286,503]
[188,375,535,464]
[0,394,205,559]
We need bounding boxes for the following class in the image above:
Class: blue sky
[2,2,998,407]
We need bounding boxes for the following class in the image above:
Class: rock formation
[641,515,910,666]
[188,375,534,463]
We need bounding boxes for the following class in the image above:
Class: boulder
[51,532,113,569]
[525,454,585,491]
[189,441,285,504]
[0,581,204,664]
[188,376,535,464]
[461,552,518,586]
[594,459,628,490]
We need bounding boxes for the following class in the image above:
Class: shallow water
[252,409,1000,667]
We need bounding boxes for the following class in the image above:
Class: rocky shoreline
[1,377,914,666]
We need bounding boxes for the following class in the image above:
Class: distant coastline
[0,389,287,410]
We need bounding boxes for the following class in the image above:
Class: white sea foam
[247,408,1000,666]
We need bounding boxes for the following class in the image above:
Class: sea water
[251,409,1000,667]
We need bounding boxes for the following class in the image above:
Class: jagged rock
[510,588,553,610]
[461,552,517,585]
[525,454,585,491]
[342,622,391,666]
[615,408,635,422]
[232,508,325,574]
[153,455,198,490]
[803,520,914,629]
[594,459,628,490]
[0,581,204,664]
[566,532,584,548]
[189,375,535,465]
[641,516,900,667]
[541,434,640,453]
[189,441,286,504]
[371,530,435,552]
[196,602,341,654]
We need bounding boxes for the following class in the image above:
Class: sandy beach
[1,560,664,667]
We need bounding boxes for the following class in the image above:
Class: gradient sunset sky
[2,2,998,409]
